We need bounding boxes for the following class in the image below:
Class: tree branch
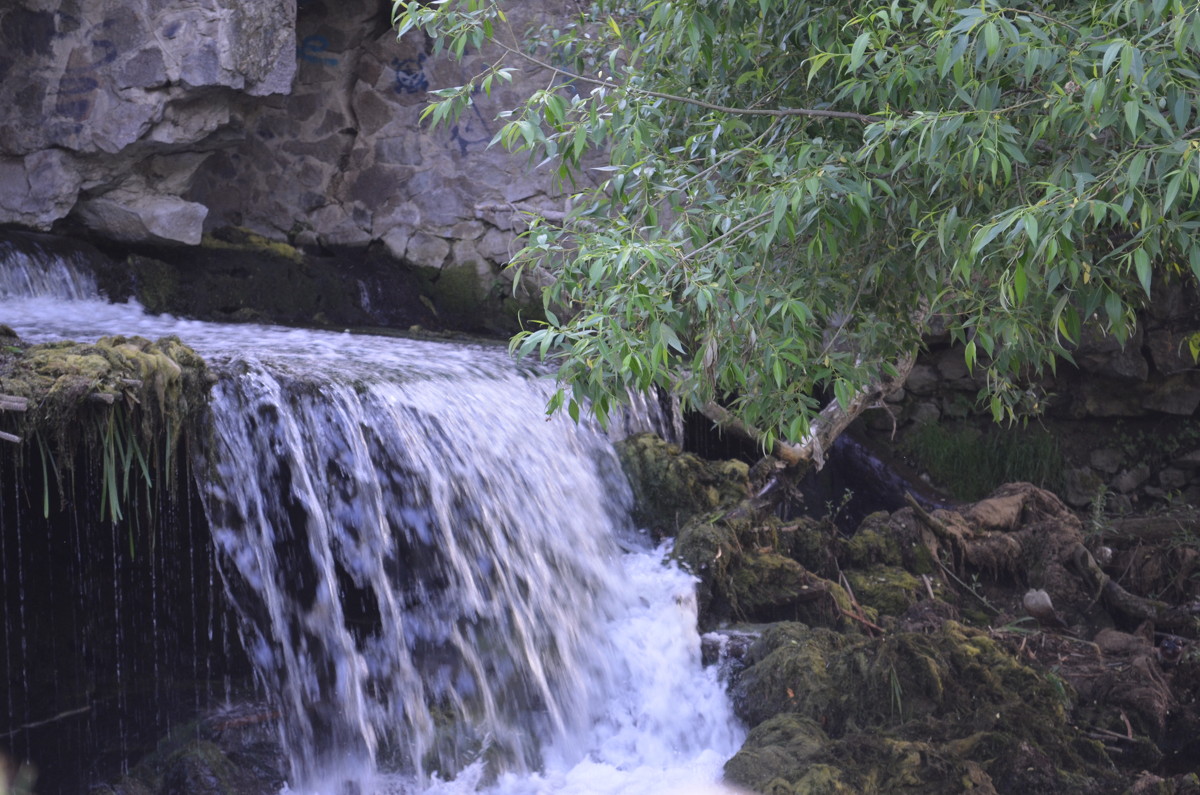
[492,40,879,124]
[702,347,917,472]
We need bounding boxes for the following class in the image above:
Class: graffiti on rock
[53,21,118,123]
[298,34,338,66]
[449,102,492,155]
[392,55,429,94]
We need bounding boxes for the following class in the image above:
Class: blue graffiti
[449,103,492,155]
[392,55,428,94]
[55,30,118,122]
[298,34,338,66]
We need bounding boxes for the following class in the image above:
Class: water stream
[0,236,745,794]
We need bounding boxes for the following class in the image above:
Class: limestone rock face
[0,0,295,239]
[2,0,567,329]
[185,0,569,329]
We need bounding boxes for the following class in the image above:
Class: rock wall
[0,0,295,239]
[865,282,1200,512]
[0,0,568,331]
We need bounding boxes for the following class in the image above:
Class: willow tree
[395,0,1200,468]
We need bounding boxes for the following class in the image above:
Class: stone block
[404,231,449,269]
[1159,468,1188,491]
[905,363,939,396]
[1142,374,1200,416]
[1089,448,1123,475]
[119,48,168,89]
[1146,328,1196,376]
[74,191,207,245]
[477,227,513,262]
[1062,467,1105,508]
[380,226,411,261]
[1111,463,1151,495]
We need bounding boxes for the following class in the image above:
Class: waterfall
[0,233,101,300]
[0,237,744,794]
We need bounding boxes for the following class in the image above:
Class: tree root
[1070,542,1200,630]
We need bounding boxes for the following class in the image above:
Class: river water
[0,238,745,794]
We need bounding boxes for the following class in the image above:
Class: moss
[731,623,852,727]
[728,621,1119,794]
[615,432,748,538]
[842,513,903,567]
[723,715,842,793]
[730,552,822,621]
[779,517,839,574]
[202,227,303,263]
[844,566,924,616]
[674,512,855,629]
[125,254,180,315]
[0,334,212,521]
[428,261,488,319]
[673,517,740,621]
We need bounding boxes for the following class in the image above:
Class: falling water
[0,233,100,300]
[0,238,745,794]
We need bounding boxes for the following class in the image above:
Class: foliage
[395,0,1200,444]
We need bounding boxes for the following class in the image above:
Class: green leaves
[402,0,1200,440]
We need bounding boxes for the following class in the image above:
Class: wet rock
[94,704,286,795]
[614,432,748,538]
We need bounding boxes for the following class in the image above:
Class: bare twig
[491,39,879,124]
[0,705,90,738]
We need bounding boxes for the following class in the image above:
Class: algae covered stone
[615,432,748,537]
[726,620,1120,793]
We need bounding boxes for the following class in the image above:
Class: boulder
[614,432,748,538]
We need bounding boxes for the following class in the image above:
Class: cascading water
[0,237,745,793]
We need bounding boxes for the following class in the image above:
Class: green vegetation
[0,334,211,553]
[902,421,1064,500]
[396,0,1200,451]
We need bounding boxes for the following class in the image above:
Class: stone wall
[866,283,1200,511]
[0,0,294,238]
[0,0,569,331]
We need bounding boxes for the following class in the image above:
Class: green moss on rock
[842,513,903,567]
[843,566,924,616]
[615,432,748,537]
[726,621,1121,794]
[674,514,854,629]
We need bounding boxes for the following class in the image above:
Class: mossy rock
[97,707,285,795]
[841,513,903,567]
[0,334,210,446]
[727,621,1119,794]
[723,715,848,794]
[615,432,748,537]
[843,566,925,616]
[201,227,304,263]
[730,623,854,728]
[674,516,855,629]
